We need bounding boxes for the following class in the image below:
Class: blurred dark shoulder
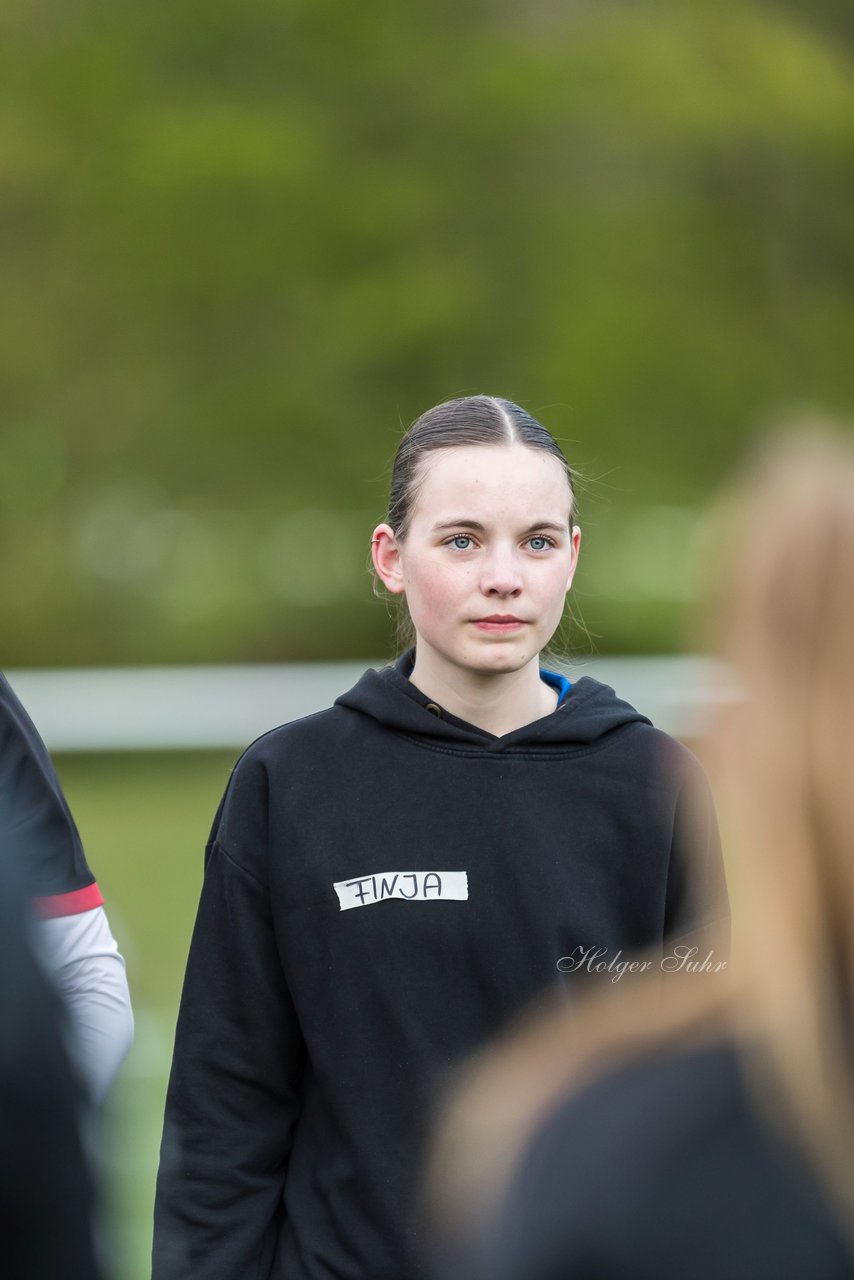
[472,1034,853,1280]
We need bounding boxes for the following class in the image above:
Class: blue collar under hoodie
[153,649,730,1280]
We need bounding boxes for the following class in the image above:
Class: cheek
[540,560,573,602]
[406,559,469,612]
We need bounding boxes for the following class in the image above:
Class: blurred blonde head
[699,423,854,1229]
[421,422,854,1266]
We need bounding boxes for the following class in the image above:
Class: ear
[565,526,581,592]
[372,524,406,595]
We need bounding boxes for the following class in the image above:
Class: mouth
[471,615,528,631]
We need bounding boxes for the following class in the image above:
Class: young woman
[152,394,729,1280]
[423,427,854,1280]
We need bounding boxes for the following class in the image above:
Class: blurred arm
[0,853,103,1280]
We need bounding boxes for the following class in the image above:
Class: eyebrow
[430,519,568,535]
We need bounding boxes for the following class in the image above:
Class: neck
[408,645,558,737]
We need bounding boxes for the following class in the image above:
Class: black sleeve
[0,673,96,900]
[0,849,103,1280]
[663,749,730,962]
[152,749,307,1280]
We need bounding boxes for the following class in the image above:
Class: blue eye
[451,535,473,550]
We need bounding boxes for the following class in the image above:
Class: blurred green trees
[1,0,852,663]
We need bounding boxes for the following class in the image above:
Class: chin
[463,640,536,673]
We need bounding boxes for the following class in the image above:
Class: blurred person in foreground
[0,674,132,1277]
[0,672,134,1105]
[421,427,854,1280]
[0,834,103,1278]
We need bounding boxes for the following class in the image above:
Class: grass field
[56,749,240,1280]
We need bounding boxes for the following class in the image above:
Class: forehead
[411,444,571,522]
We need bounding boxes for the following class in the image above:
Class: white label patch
[333,870,469,911]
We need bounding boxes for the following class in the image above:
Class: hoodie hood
[334,647,651,753]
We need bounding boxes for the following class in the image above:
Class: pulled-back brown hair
[386,395,577,542]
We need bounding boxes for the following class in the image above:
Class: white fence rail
[5,657,734,752]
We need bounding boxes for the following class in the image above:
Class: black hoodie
[152,649,729,1280]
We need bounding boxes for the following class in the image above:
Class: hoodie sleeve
[662,750,731,963]
[152,750,307,1280]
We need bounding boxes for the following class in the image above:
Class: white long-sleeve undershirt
[34,905,134,1105]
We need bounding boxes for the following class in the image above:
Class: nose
[480,544,524,597]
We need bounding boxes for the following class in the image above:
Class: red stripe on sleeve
[33,883,105,919]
